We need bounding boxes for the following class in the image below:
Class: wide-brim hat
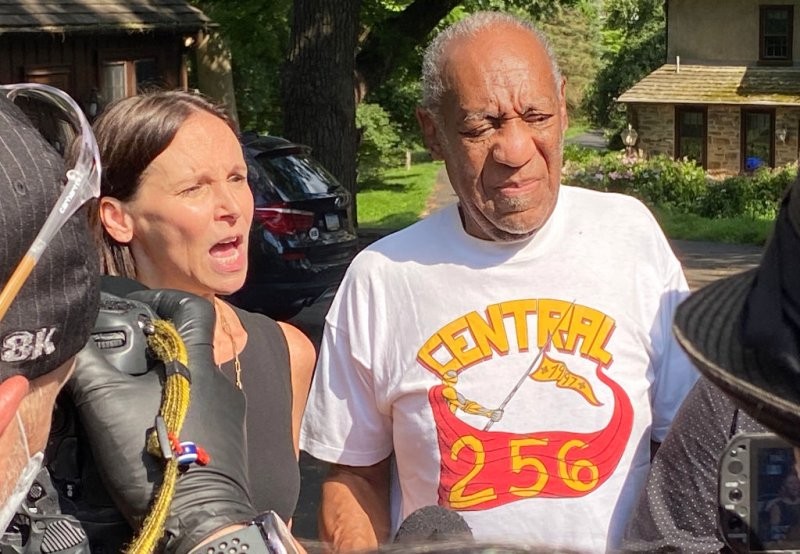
[673,175,800,444]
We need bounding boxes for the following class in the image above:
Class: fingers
[128,290,215,346]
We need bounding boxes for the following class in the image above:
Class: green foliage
[562,145,796,221]
[361,0,414,25]
[584,0,665,138]
[369,64,424,148]
[753,163,796,210]
[191,0,291,133]
[368,0,591,157]
[195,0,587,168]
[356,102,403,179]
[358,161,442,229]
[695,165,794,219]
[540,2,602,118]
[462,0,578,16]
[564,117,591,140]
[630,156,707,212]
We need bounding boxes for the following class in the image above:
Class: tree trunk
[282,0,361,217]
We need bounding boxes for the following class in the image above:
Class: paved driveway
[671,239,761,290]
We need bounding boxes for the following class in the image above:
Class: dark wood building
[0,0,212,116]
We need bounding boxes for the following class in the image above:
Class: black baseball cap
[0,94,99,382]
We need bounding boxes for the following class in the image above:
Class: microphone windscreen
[393,505,473,543]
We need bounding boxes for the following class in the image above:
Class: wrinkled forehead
[439,25,559,114]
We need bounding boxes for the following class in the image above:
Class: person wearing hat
[622,175,800,551]
[0,92,100,538]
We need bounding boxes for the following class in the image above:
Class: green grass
[653,205,774,245]
[565,116,590,140]
[357,161,443,229]
[357,158,774,246]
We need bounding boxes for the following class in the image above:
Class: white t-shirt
[300,185,698,552]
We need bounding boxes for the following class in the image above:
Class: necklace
[218,306,243,390]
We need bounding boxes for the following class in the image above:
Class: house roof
[618,64,800,106]
[0,0,212,34]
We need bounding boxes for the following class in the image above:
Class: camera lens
[729,488,744,502]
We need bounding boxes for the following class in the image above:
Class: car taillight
[254,203,315,235]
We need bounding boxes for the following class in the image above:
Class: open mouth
[210,235,243,259]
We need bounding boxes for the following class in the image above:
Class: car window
[255,152,340,200]
[246,152,282,205]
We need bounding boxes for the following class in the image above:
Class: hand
[69,290,255,554]
[488,408,504,422]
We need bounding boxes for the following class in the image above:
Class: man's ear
[559,76,569,135]
[98,197,134,244]
[416,107,445,161]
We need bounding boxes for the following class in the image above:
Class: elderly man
[301,11,698,552]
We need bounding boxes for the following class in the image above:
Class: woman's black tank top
[218,307,300,521]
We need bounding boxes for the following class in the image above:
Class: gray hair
[420,11,562,114]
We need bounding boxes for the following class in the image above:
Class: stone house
[618,0,800,175]
[0,0,215,117]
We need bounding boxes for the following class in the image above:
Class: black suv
[228,133,358,320]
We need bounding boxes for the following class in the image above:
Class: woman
[91,91,315,521]
[768,471,800,542]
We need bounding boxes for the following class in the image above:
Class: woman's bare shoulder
[277,321,316,370]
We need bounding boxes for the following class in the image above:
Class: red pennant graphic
[429,365,633,511]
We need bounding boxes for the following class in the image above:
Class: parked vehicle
[228,133,358,320]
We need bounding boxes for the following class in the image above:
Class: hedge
[562,145,795,220]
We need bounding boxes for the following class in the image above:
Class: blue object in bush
[745,156,765,172]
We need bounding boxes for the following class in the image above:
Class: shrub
[629,156,707,212]
[356,103,402,179]
[561,149,627,192]
[563,143,604,164]
[751,163,797,215]
[562,151,706,211]
[695,163,796,219]
[562,146,795,220]
[696,177,752,219]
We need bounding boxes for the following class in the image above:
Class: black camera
[719,432,800,553]
[89,292,158,374]
[5,292,156,551]
[39,292,157,552]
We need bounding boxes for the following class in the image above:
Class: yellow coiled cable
[126,318,191,554]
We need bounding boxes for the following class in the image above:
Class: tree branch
[355,0,461,96]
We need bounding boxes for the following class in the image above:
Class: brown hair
[90,90,237,277]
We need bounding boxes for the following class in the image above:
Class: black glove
[69,289,256,554]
